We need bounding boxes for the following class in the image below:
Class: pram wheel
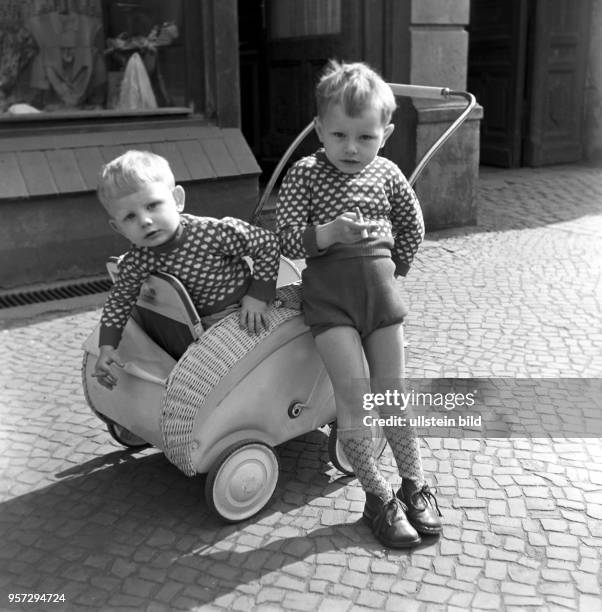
[205,440,280,523]
[328,421,387,476]
[106,422,150,449]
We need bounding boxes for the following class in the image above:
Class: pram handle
[407,89,476,186]
[251,84,476,224]
[388,84,450,99]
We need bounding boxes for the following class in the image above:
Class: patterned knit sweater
[99,214,279,348]
[277,150,424,276]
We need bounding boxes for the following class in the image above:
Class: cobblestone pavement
[1,164,601,611]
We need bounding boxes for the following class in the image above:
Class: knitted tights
[382,422,425,485]
[338,430,393,502]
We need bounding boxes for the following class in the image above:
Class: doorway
[468,0,591,167]
[238,0,364,177]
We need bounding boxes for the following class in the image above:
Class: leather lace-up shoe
[363,492,421,548]
[397,481,443,535]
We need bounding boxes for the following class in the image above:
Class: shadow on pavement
[420,164,602,243]
[0,430,380,607]
[475,164,602,233]
[168,525,439,609]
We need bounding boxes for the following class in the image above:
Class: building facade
[1,0,599,289]
[0,0,259,288]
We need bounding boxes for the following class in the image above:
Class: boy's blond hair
[315,60,397,124]
[97,150,175,208]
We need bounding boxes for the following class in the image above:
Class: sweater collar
[315,148,377,175]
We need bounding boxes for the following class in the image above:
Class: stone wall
[0,179,259,289]
[386,0,482,230]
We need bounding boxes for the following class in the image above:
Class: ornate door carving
[524,0,591,165]
[469,0,591,167]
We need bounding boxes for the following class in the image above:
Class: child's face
[315,103,394,174]
[105,182,185,248]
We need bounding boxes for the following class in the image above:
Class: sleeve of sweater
[276,163,323,259]
[99,251,149,348]
[388,167,425,276]
[216,217,280,303]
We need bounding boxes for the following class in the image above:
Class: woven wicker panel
[161,284,302,475]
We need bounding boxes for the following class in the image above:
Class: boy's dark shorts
[301,256,407,338]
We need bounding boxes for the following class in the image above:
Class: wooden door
[468,0,528,167]
[260,0,361,168]
[523,0,591,166]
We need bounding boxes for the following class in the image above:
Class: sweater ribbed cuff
[99,325,122,349]
[394,261,410,277]
[302,226,325,257]
[247,278,277,303]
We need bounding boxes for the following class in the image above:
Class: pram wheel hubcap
[206,441,280,522]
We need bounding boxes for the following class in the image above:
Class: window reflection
[0,0,187,116]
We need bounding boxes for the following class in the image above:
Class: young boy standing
[277,60,442,548]
[94,150,280,390]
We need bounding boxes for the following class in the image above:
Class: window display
[0,0,188,116]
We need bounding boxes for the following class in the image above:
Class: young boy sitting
[93,149,280,390]
[276,60,441,548]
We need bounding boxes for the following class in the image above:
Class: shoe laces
[410,484,442,517]
[378,497,408,527]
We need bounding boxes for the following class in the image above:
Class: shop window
[0,0,193,119]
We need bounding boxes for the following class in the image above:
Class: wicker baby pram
[82,270,345,522]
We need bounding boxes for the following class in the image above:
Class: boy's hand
[92,346,124,390]
[317,212,378,249]
[240,295,268,334]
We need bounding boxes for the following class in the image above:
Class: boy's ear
[313,117,323,142]
[108,218,124,237]
[380,123,395,148]
[173,185,186,212]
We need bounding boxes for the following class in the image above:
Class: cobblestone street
[1,164,601,611]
